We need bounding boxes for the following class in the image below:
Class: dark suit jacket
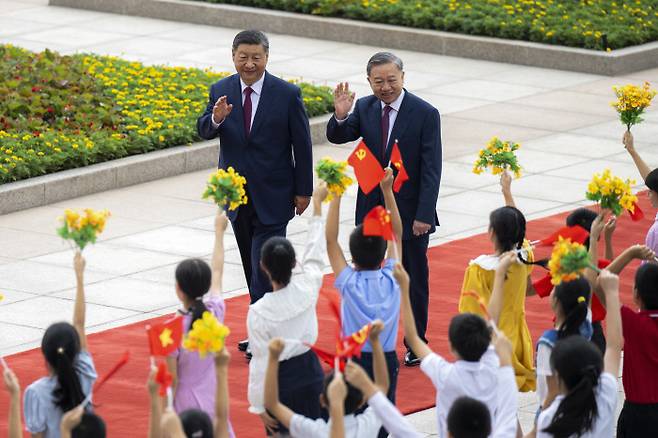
[197,72,313,225]
[326,90,442,240]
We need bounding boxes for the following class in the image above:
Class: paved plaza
[2,0,658,434]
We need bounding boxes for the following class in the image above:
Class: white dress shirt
[335,90,406,150]
[290,408,381,438]
[367,391,423,438]
[246,216,325,414]
[211,74,265,127]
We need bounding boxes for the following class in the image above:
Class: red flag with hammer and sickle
[347,140,384,195]
[390,141,409,192]
[363,205,394,241]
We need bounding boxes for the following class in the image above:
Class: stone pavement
[2,0,658,434]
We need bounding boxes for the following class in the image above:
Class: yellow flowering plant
[202,167,248,211]
[315,157,354,202]
[612,82,657,131]
[183,311,230,358]
[585,169,638,216]
[57,208,110,250]
[473,136,522,178]
[548,237,596,285]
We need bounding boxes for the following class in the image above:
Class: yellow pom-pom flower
[548,237,592,285]
[611,82,656,131]
[202,167,248,211]
[473,137,522,178]
[585,169,637,216]
[183,311,230,358]
[57,208,111,250]
[315,157,354,202]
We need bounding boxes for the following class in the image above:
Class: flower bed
[205,0,657,50]
[0,45,333,184]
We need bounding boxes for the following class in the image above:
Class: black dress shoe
[245,347,252,361]
[404,350,421,367]
[238,338,249,352]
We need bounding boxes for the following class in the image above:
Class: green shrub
[203,0,657,50]
[0,45,334,184]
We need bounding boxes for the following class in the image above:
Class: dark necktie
[243,86,254,138]
[381,105,392,159]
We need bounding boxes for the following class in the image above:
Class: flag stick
[334,357,340,373]
[0,356,8,371]
[166,387,174,410]
[81,392,93,407]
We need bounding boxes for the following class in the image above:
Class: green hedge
[0,45,333,184]
[204,0,657,50]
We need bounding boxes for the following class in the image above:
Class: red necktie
[243,86,254,138]
[381,105,392,159]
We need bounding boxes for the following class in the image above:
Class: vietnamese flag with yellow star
[390,141,409,193]
[347,140,384,195]
[147,316,183,357]
[363,205,394,241]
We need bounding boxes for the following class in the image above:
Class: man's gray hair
[232,30,270,54]
[366,52,403,75]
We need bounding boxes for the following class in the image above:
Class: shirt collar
[380,90,405,113]
[654,212,658,221]
[240,73,265,96]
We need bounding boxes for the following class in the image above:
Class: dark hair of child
[447,396,492,438]
[645,168,658,193]
[260,236,296,286]
[543,336,603,438]
[180,409,214,438]
[322,371,363,415]
[448,314,491,362]
[553,277,591,340]
[489,206,526,252]
[566,208,598,248]
[175,258,212,329]
[41,322,85,412]
[349,224,387,270]
[71,412,106,438]
[635,263,658,310]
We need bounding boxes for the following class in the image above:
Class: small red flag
[537,225,589,247]
[147,316,183,357]
[347,140,385,195]
[94,350,130,393]
[629,202,644,222]
[532,274,554,298]
[390,141,409,193]
[308,323,371,372]
[363,206,394,241]
[155,361,173,397]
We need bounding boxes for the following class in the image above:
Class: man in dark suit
[327,52,442,367]
[197,30,313,357]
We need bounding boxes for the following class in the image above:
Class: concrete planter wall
[0,115,330,215]
[50,0,658,75]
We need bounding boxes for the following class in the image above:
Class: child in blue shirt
[326,169,403,416]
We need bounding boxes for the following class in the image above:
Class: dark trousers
[231,197,287,304]
[617,400,658,438]
[355,351,399,438]
[402,234,430,347]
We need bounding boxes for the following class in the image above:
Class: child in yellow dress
[458,171,536,391]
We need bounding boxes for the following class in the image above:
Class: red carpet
[0,195,652,437]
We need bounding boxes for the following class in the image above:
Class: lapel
[385,90,413,160]
[228,74,246,145]
[248,71,273,139]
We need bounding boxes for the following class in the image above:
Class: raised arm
[214,348,231,438]
[327,372,347,438]
[598,270,622,375]
[603,216,616,261]
[160,411,187,438]
[369,320,389,395]
[395,263,432,360]
[596,244,655,308]
[210,210,229,296]
[196,86,231,141]
[3,368,22,438]
[585,212,607,289]
[491,252,516,326]
[73,252,87,350]
[326,83,359,144]
[326,194,348,276]
[624,131,652,180]
[147,365,162,438]
[302,184,328,278]
[263,338,294,432]
[59,406,83,438]
[381,168,403,262]
[500,171,515,208]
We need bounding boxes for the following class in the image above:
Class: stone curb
[49,0,658,75]
[0,115,331,215]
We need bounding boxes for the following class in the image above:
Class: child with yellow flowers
[458,172,536,392]
[165,210,235,438]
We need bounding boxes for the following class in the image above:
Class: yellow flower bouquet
[315,157,354,202]
[473,137,522,178]
[202,167,248,211]
[56,208,110,250]
[183,311,230,358]
[612,82,656,131]
[585,169,638,216]
[548,237,595,285]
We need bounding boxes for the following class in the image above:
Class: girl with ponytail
[459,172,536,392]
[166,210,235,437]
[24,252,97,438]
[536,270,622,438]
